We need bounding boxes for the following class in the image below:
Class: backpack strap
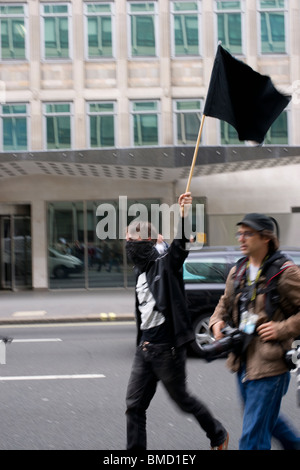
[233,256,248,292]
[260,254,295,319]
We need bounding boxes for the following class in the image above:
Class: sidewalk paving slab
[0,289,135,325]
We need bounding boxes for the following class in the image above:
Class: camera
[199,325,253,362]
[284,345,300,371]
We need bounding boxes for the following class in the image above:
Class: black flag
[203,45,291,144]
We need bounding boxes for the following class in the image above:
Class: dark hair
[127,221,158,243]
[260,229,280,253]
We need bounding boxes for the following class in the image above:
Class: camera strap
[234,252,296,320]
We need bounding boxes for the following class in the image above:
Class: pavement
[0,288,136,325]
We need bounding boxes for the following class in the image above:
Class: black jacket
[133,218,194,348]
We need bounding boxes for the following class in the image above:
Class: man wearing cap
[209,213,300,450]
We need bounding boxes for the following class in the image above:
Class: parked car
[48,247,84,279]
[183,246,300,356]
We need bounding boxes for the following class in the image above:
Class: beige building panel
[127,61,160,88]
[84,62,117,89]
[0,63,29,90]
[41,63,73,90]
[257,57,290,83]
[171,60,204,88]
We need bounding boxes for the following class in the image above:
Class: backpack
[234,251,296,320]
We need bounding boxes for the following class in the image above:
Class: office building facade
[0,0,300,290]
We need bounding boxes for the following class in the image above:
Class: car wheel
[190,314,215,357]
[53,265,68,279]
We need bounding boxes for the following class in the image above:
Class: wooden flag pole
[185,114,206,193]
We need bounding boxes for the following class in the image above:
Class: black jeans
[125,342,227,449]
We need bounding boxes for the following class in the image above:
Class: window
[128,2,157,57]
[47,198,160,289]
[220,110,289,145]
[87,102,116,148]
[42,3,71,59]
[171,2,201,56]
[0,4,27,60]
[84,2,114,59]
[1,103,28,151]
[44,103,72,150]
[264,110,288,144]
[183,256,228,283]
[174,100,202,145]
[220,121,242,145]
[131,100,159,146]
[215,1,243,54]
[259,0,286,54]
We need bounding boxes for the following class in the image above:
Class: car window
[285,253,300,267]
[183,256,228,283]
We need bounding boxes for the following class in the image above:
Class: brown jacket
[209,255,300,380]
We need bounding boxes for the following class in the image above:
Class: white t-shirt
[248,264,259,283]
[136,272,165,331]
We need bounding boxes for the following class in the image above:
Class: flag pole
[185,113,206,193]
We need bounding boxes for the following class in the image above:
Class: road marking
[0,374,105,381]
[13,338,62,343]
[12,311,47,317]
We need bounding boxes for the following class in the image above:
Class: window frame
[0,102,29,151]
[84,2,115,60]
[86,101,117,149]
[43,102,73,150]
[257,0,288,55]
[127,1,158,59]
[0,3,28,62]
[170,1,202,58]
[173,98,203,145]
[41,2,72,61]
[130,99,160,147]
[214,0,245,55]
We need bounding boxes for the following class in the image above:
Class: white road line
[0,374,105,381]
[13,338,62,343]
[12,311,47,317]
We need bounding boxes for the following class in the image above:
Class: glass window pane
[48,202,85,289]
[217,13,242,53]
[44,5,68,14]
[260,1,285,9]
[220,121,242,145]
[130,3,156,57]
[130,3,155,13]
[177,113,200,145]
[264,112,288,144]
[43,4,69,59]
[260,12,285,53]
[3,117,27,150]
[87,14,112,58]
[90,115,114,147]
[44,16,69,58]
[175,100,202,145]
[183,256,228,283]
[46,116,71,149]
[89,103,114,113]
[174,2,198,12]
[87,4,111,14]
[2,104,26,114]
[1,104,28,151]
[174,15,199,55]
[88,102,115,148]
[0,9,26,60]
[133,101,157,112]
[133,114,158,146]
[216,1,241,10]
